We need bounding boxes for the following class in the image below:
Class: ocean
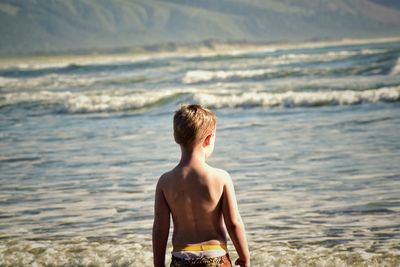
[0,37,399,266]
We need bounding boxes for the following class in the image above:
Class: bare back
[160,164,228,246]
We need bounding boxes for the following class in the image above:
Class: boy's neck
[179,145,207,167]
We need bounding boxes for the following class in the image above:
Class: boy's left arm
[152,177,170,267]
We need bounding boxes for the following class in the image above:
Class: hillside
[0,0,400,55]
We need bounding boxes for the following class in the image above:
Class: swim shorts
[170,244,231,267]
[170,253,231,267]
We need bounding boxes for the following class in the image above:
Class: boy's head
[173,104,217,148]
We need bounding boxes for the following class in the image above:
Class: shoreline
[0,36,399,67]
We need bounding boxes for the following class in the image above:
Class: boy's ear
[203,134,212,146]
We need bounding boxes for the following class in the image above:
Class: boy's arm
[221,172,250,267]
[152,177,170,267]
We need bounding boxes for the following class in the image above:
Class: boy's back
[160,164,228,246]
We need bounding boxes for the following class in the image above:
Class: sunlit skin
[152,129,250,267]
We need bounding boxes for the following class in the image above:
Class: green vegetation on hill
[0,0,399,56]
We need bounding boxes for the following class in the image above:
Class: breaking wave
[181,65,384,84]
[0,90,188,113]
[1,87,399,113]
[182,49,397,84]
[182,69,302,84]
[0,58,170,78]
[194,87,400,108]
[0,74,148,92]
[261,49,384,66]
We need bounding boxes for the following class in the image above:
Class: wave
[262,49,385,66]
[0,90,187,113]
[0,63,92,78]
[194,87,400,108]
[182,69,303,84]
[0,58,169,78]
[0,75,100,91]
[182,57,398,83]
[0,74,148,92]
[181,48,390,81]
[2,87,399,114]
[183,48,379,64]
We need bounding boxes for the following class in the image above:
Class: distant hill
[0,0,400,56]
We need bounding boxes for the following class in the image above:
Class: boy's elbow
[225,222,238,233]
[225,217,243,231]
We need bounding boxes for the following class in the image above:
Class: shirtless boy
[152,104,250,267]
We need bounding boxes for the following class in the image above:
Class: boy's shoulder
[156,167,181,188]
[207,166,233,187]
[157,169,174,185]
[209,166,231,180]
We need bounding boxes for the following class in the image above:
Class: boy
[152,104,250,267]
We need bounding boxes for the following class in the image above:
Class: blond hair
[173,104,217,147]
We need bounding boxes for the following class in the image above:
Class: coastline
[1,36,400,67]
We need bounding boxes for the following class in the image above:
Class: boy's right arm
[221,171,250,267]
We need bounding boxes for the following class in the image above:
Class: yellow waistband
[173,244,228,252]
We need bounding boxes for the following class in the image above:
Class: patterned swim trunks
[170,253,232,267]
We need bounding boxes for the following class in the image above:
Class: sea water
[0,38,400,266]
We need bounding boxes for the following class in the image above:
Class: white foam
[1,240,399,267]
[0,74,100,91]
[194,87,400,108]
[181,48,387,80]
[249,245,400,267]
[0,54,165,72]
[0,62,73,71]
[181,48,385,83]
[182,69,276,84]
[0,237,154,267]
[2,87,399,113]
[0,89,183,113]
[263,49,384,66]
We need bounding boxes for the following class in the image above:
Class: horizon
[1,35,399,61]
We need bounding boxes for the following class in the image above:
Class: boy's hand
[235,258,250,267]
